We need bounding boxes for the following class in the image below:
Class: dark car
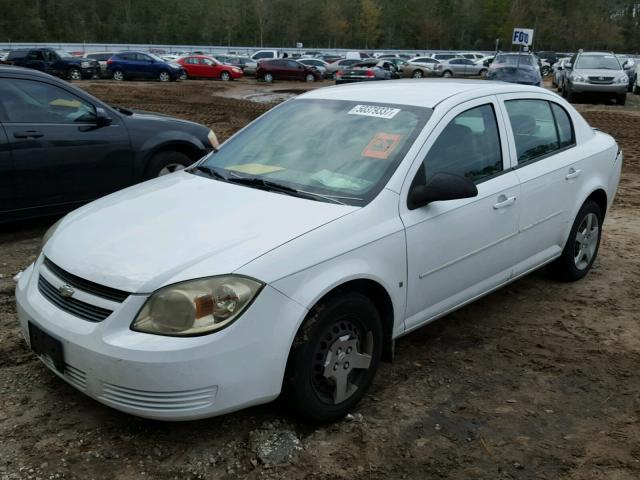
[486,53,542,87]
[225,56,251,70]
[536,51,559,65]
[0,66,215,222]
[335,60,398,84]
[3,48,99,80]
[256,59,322,82]
[106,51,184,82]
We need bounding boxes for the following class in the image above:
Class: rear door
[497,94,584,274]
[0,76,134,215]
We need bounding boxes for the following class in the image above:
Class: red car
[256,59,322,82]
[177,55,243,81]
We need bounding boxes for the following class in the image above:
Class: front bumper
[15,256,308,420]
[569,81,627,94]
[80,66,99,79]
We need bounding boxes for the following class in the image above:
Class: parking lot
[1,77,640,480]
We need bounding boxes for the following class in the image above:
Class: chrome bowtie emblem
[58,284,74,298]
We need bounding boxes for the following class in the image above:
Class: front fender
[135,131,209,178]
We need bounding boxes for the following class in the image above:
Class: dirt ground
[1,77,639,480]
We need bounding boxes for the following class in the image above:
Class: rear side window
[550,103,575,148]
[7,50,28,60]
[417,104,503,184]
[118,53,133,61]
[505,99,574,164]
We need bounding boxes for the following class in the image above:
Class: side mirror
[622,60,629,69]
[407,172,478,210]
[96,108,113,127]
[565,62,572,69]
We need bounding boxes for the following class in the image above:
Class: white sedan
[16,80,622,422]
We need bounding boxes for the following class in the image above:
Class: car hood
[45,172,357,293]
[573,68,624,77]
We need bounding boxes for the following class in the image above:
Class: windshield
[198,99,431,206]
[54,50,74,58]
[575,54,621,70]
[494,54,535,67]
[148,53,165,62]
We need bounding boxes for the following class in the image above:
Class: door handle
[13,130,43,139]
[565,168,582,180]
[493,195,517,209]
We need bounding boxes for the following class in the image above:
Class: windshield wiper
[227,177,350,205]
[192,165,229,181]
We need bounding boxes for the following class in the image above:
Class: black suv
[0,66,215,221]
[3,48,99,80]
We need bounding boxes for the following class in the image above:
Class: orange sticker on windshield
[362,133,402,159]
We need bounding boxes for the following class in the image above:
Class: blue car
[486,52,542,87]
[107,51,184,82]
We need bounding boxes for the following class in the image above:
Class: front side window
[416,104,503,185]
[198,99,432,205]
[505,99,574,163]
[0,79,96,124]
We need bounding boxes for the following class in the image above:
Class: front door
[0,76,133,216]
[400,98,520,331]
[0,122,12,220]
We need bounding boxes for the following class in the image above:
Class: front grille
[99,383,217,412]
[43,257,130,302]
[38,275,112,322]
[588,76,614,84]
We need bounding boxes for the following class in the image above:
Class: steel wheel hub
[574,212,599,270]
[312,319,373,405]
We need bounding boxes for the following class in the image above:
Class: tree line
[1,0,639,53]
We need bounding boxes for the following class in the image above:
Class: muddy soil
[1,78,639,480]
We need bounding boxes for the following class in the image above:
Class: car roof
[298,79,547,109]
[579,51,615,56]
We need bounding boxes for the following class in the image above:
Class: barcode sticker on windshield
[348,105,400,119]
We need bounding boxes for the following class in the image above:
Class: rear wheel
[158,71,171,82]
[284,293,382,422]
[412,69,424,78]
[566,87,577,102]
[146,151,193,179]
[68,67,81,81]
[479,68,488,78]
[180,71,188,81]
[112,69,125,81]
[548,200,602,282]
[443,70,453,78]
[220,71,231,81]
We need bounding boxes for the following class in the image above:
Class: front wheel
[145,151,193,179]
[566,88,576,102]
[158,71,171,82]
[220,71,231,81]
[548,200,602,282]
[412,69,424,78]
[616,93,626,106]
[479,68,488,78]
[541,66,551,76]
[68,67,81,81]
[443,70,453,78]
[305,73,316,82]
[634,82,640,95]
[284,293,382,422]
[263,72,274,83]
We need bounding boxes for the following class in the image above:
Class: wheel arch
[289,278,396,363]
[140,140,208,179]
[562,186,609,250]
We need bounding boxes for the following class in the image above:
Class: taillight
[336,70,343,77]
[366,70,375,77]
[107,59,113,65]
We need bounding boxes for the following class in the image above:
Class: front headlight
[81,61,91,68]
[571,74,585,82]
[616,75,629,84]
[207,129,220,149]
[41,218,64,252]
[131,276,263,336]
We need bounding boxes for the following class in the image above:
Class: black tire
[541,66,551,76]
[634,82,640,95]
[284,292,383,422]
[305,73,316,82]
[220,71,231,81]
[68,67,81,81]
[616,93,626,106]
[548,200,602,282]
[479,68,488,78]
[145,151,193,179]
[442,70,453,78]
[263,72,274,83]
[412,69,424,78]
[158,70,171,82]
[566,88,576,102]
[112,69,125,81]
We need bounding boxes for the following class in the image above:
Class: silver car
[563,52,628,105]
[437,58,488,78]
[82,52,116,78]
[325,59,361,77]
[297,58,330,78]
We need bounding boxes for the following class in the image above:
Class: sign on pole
[512,28,534,46]
[296,42,303,49]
